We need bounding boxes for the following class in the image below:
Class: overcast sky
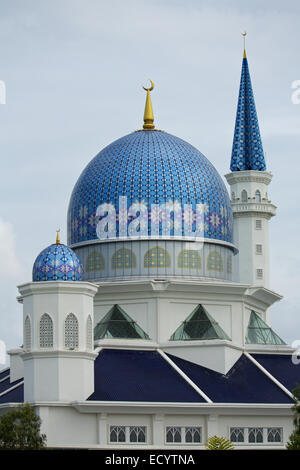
[0,0,300,358]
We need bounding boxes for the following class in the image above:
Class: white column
[98,413,108,445]
[152,414,164,446]
[206,414,219,439]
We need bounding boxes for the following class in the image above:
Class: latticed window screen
[248,428,263,443]
[166,427,182,443]
[206,250,224,272]
[129,427,146,443]
[185,427,201,443]
[39,313,53,348]
[86,315,93,350]
[230,427,245,442]
[64,313,79,349]
[255,219,262,229]
[267,428,283,443]
[110,426,126,443]
[177,249,201,269]
[144,246,171,268]
[24,316,32,351]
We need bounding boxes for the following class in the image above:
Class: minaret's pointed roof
[230,46,266,172]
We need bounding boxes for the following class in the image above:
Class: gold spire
[242,31,247,58]
[142,79,155,130]
[56,228,60,244]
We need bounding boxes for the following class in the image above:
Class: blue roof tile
[167,353,293,404]
[88,349,205,402]
[252,354,300,394]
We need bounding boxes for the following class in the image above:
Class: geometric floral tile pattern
[32,243,84,282]
[177,249,201,269]
[230,55,266,172]
[68,130,233,245]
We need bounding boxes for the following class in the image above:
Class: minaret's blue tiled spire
[230,49,266,172]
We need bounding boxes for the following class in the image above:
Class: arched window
[241,190,248,202]
[86,315,93,350]
[86,250,105,272]
[231,191,235,200]
[207,250,224,272]
[39,313,53,348]
[177,250,201,269]
[144,246,171,268]
[24,316,32,351]
[111,248,136,269]
[255,190,261,203]
[64,313,79,349]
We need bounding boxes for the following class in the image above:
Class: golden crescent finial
[143,79,154,92]
[142,79,155,130]
[56,228,60,244]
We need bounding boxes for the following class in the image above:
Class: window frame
[229,426,283,446]
[255,244,263,255]
[109,425,147,444]
[165,426,202,445]
[255,219,262,230]
[256,268,263,279]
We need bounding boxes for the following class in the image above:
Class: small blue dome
[32,243,84,282]
[68,130,233,246]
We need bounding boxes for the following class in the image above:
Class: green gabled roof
[94,304,150,340]
[170,304,231,341]
[246,311,286,345]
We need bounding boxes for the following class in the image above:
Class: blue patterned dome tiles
[68,130,233,245]
[32,243,84,282]
[230,55,266,172]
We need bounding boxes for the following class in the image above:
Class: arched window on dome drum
[241,190,248,202]
[111,248,136,269]
[207,250,224,272]
[177,250,201,269]
[39,313,53,348]
[64,313,79,350]
[86,315,93,350]
[144,246,171,268]
[24,316,32,351]
[255,190,261,203]
[86,250,105,272]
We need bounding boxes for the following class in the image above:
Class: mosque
[0,42,299,449]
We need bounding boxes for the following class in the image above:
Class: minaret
[225,35,276,288]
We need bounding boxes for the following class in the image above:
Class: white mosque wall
[35,404,293,449]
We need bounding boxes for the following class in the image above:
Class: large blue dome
[32,243,84,282]
[68,130,233,246]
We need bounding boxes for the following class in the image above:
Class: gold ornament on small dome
[142,79,155,130]
[56,228,60,245]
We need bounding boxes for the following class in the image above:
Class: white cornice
[17,281,98,302]
[225,171,273,186]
